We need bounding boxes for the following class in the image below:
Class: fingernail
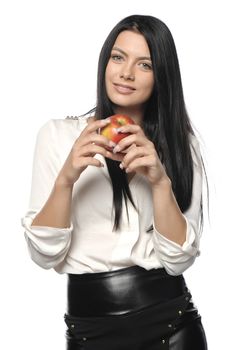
[113,145,121,153]
[109,141,116,148]
[116,127,122,133]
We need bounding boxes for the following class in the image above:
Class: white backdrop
[0,0,232,349]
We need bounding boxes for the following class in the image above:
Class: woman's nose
[120,64,135,81]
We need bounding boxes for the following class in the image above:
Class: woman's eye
[111,55,123,61]
[139,62,152,70]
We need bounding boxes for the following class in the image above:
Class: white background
[0,0,232,349]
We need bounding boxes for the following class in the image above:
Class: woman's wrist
[55,175,75,190]
[151,175,172,193]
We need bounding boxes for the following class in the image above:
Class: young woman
[22,15,208,349]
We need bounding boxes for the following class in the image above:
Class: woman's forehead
[112,30,150,57]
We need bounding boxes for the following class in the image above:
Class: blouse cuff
[21,215,72,269]
[153,215,200,258]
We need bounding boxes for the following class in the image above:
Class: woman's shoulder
[42,114,91,129]
[34,115,94,160]
[36,114,93,139]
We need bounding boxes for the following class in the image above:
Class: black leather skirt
[65,265,208,349]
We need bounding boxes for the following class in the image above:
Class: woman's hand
[56,118,114,186]
[110,124,169,187]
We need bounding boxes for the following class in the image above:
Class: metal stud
[66,116,79,120]
[178,310,182,315]
[168,324,172,328]
[162,339,166,344]
[83,337,87,341]
[71,324,75,328]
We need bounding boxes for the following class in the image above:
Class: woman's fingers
[79,143,110,158]
[111,124,145,152]
[77,119,116,150]
[83,118,110,135]
[116,124,144,135]
[78,133,113,149]
[105,151,124,162]
[112,135,146,153]
[124,155,156,173]
[120,146,145,167]
[73,156,105,169]
[113,133,153,153]
[58,119,113,186]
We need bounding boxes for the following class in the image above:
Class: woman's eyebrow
[112,46,151,61]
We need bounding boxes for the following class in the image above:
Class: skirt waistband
[67,266,188,317]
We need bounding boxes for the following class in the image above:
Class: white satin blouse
[21,116,203,276]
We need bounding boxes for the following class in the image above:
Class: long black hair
[93,14,206,231]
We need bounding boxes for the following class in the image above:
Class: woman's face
[105,30,154,116]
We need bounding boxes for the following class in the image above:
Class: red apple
[100,114,135,146]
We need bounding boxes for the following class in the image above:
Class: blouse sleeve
[21,119,73,270]
[152,134,203,275]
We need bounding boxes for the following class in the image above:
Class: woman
[22,15,208,349]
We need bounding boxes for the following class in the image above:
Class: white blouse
[21,116,203,276]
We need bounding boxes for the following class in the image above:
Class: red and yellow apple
[100,114,135,146]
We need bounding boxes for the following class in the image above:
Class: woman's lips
[113,83,136,94]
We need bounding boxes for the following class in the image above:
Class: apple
[100,114,135,146]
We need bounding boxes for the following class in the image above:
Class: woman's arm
[111,126,203,275]
[151,135,203,275]
[21,119,74,269]
[31,118,111,228]
[31,180,74,228]
[22,118,111,269]
[151,177,187,246]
